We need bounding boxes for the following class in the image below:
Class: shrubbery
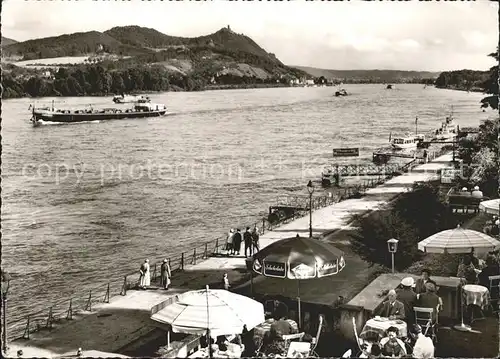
[350,182,457,271]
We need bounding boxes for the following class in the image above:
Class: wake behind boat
[30,101,168,127]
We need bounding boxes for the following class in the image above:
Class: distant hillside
[1,37,18,46]
[2,31,151,60]
[2,25,310,98]
[294,66,441,83]
[2,26,302,80]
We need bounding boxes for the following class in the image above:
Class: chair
[341,349,352,358]
[308,314,324,357]
[488,275,500,314]
[283,332,305,356]
[414,307,437,343]
[352,317,370,358]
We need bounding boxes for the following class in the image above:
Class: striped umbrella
[417,225,500,254]
[479,198,500,216]
[150,286,265,337]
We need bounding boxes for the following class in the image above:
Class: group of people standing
[138,258,172,290]
[226,227,260,257]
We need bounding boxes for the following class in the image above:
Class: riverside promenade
[7,153,455,358]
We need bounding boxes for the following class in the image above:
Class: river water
[1,84,492,326]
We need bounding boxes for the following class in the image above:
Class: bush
[350,183,457,271]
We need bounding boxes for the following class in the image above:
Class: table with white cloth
[463,284,490,309]
[360,318,407,341]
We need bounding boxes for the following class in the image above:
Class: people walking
[139,259,150,289]
[252,227,260,253]
[423,150,428,163]
[233,229,242,256]
[244,227,253,257]
[226,229,235,255]
[161,259,171,290]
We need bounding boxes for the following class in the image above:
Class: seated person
[379,327,407,357]
[216,335,229,352]
[373,289,406,320]
[270,317,297,339]
[457,255,478,284]
[410,324,434,359]
[478,255,500,288]
[200,333,214,348]
[416,282,442,324]
[414,269,433,294]
[369,343,382,358]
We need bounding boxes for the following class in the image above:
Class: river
[1,84,492,326]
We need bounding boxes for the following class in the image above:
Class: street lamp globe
[307,180,315,194]
[387,238,399,253]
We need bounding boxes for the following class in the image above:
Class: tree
[350,183,457,271]
[480,50,499,110]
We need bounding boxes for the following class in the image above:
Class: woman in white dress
[139,259,150,289]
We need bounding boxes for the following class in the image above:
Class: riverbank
[6,152,456,358]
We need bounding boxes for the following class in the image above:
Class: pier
[6,152,460,358]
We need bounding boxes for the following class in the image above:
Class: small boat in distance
[112,94,149,104]
[386,84,394,89]
[335,88,348,97]
[30,101,168,127]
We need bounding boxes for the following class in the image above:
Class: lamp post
[387,238,399,274]
[1,270,11,354]
[307,180,315,238]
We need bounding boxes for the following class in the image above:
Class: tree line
[1,64,294,99]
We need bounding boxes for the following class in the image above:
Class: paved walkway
[8,153,455,358]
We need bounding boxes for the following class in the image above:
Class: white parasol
[479,198,500,216]
[417,225,500,254]
[150,286,265,337]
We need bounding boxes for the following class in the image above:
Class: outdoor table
[463,284,490,309]
[360,318,408,340]
[253,318,299,339]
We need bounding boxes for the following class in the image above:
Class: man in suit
[414,269,432,294]
[396,277,417,325]
[374,289,405,320]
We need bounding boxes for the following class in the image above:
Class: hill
[294,66,441,83]
[2,26,302,80]
[2,25,309,98]
[2,31,151,60]
[1,37,18,46]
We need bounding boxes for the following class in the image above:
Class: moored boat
[30,102,168,127]
[386,84,394,89]
[431,112,459,142]
[390,133,418,150]
[112,94,149,104]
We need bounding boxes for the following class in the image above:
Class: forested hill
[2,25,293,77]
[434,69,490,92]
[1,37,18,47]
[294,66,441,83]
[2,25,309,98]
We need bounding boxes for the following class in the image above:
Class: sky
[2,0,498,72]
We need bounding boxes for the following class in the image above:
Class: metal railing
[5,171,404,342]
